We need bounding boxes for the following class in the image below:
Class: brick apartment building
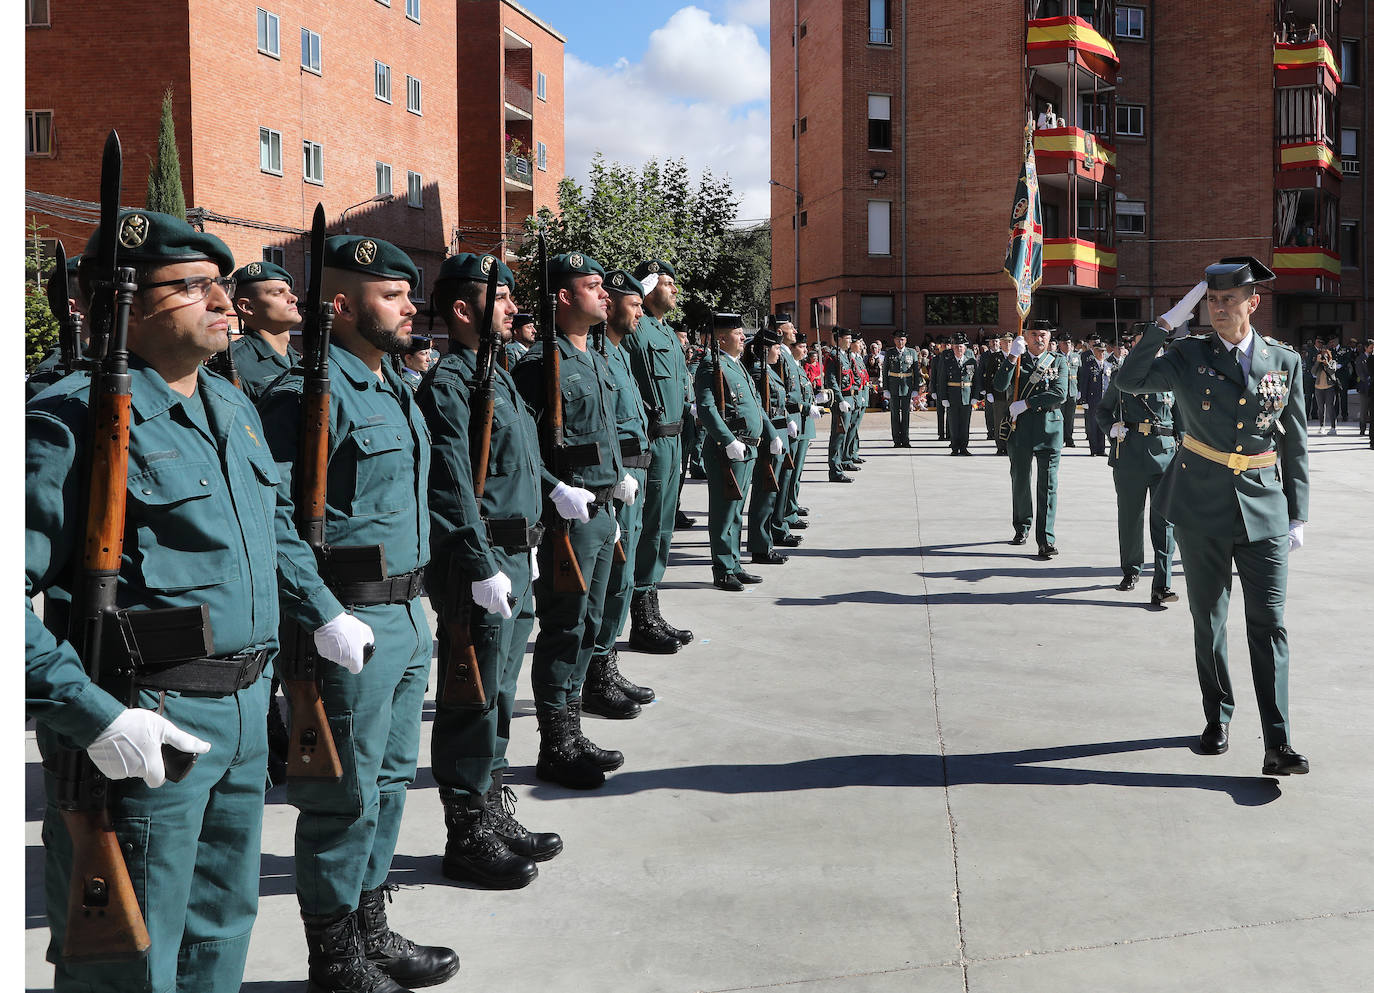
[24,0,563,335]
[769,0,1371,348]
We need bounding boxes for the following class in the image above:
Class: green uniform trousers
[772,422,802,539]
[784,429,812,526]
[947,400,973,451]
[291,598,431,917]
[633,433,681,594]
[889,395,912,444]
[1114,464,1175,588]
[42,679,269,993]
[844,392,865,461]
[827,404,850,473]
[1176,524,1291,748]
[747,441,786,555]
[1008,447,1060,546]
[430,549,535,800]
[595,465,649,655]
[704,440,755,576]
[532,508,616,708]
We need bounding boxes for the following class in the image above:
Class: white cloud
[562,7,771,225]
[724,0,770,27]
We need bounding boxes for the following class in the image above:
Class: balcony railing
[1341,158,1360,176]
[505,153,533,186]
[1026,16,1119,82]
[1272,246,1341,294]
[504,78,534,115]
[868,27,891,45]
[1273,40,1341,92]
[1276,140,1342,191]
[1033,127,1117,184]
[1041,237,1118,292]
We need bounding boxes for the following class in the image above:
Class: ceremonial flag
[1003,119,1043,322]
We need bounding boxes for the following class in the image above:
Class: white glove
[1160,279,1209,332]
[1008,399,1029,421]
[986,393,994,402]
[530,548,539,582]
[787,420,799,438]
[689,402,698,418]
[1288,520,1304,552]
[840,400,852,413]
[724,439,748,461]
[1109,422,1128,440]
[769,436,785,456]
[551,481,595,523]
[471,572,514,619]
[613,522,622,544]
[613,473,639,506]
[809,405,822,421]
[941,400,950,408]
[1009,336,1026,357]
[883,390,891,401]
[87,708,212,788]
[314,612,376,674]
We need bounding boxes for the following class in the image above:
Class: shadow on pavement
[774,585,1138,608]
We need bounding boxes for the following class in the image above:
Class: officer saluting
[1114,257,1310,776]
[226,260,301,401]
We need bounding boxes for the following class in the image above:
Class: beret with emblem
[712,311,743,330]
[82,209,234,276]
[512,313,535,328]
[435,251,514,288]
[603,268,645,296]
[233,259,294,289]
[550,251,606,280]
[323,234,419,287]
[633,258,677,281]
[1204,255,1276,290]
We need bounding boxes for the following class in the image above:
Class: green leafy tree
[145,86,187,219]
[25,217,60,372]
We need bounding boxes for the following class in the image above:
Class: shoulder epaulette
[1262,335,1296,352]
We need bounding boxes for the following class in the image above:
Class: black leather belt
[770,415,790,428]
[786,402,803,414]
[330,569,426,606]
[135,648,270,695]
[1126,421,1174,437]
[585,484,615,518]
[622,453,652,469]
[648,419,682,439]
[732,435,760,447]
[486,517,545,551]
[558,441,603,469]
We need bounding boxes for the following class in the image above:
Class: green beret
[435,251,514,287]
[603,269,645,296]
[513,313,535,328]
[66,254,82,273]
[633,259,677,281]
[549,251,605,280]
[323,234,419,287]
[233,259,294,289]
[82,209,234,275]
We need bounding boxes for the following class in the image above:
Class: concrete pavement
[25,411,1374,992]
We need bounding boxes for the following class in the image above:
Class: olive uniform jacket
[1095,377,1176,475]
[992,349,1070,452]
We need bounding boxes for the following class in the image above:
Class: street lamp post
[339,192,396,232]
[770,179,804,347]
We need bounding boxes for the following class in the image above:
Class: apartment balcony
[1272,246,1341,294]
[1026,16,1119,85]
[1273,40,1341,93]
[1041,237,1117,292]
[1034,127,1116,186]
[504,153,534,192]
[1276,140,1342,191]
[504,78,534,121]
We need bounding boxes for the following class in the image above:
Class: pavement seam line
[696,957,963,993]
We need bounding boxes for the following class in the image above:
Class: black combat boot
[534,704,606,789]
[567,698,624,773]
[439,790,538,889]
[302,908,411,993]
[485,768,563,862]
[648,588,693,645]
[582,653,642,719]
[604,648,654,704]
[355,885,460,989]
[628,590,679,654]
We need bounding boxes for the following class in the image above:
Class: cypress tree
[145,86,187,219]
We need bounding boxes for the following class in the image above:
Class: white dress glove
[551,481,595,523]
[809,405,822,421]
[1159,280,1209,332]
[724,439,749,461]
[769,436,785,456]
[530,547,539,582]
[1008,399,1029,421]
[1288,520,1305,552]
[883,390,891,401]
[314,611,376,674]
[613,522,622,544]
[613,473,639,506]
[471,572,514,619]
[689,402,698,418]
[87,709,212,788]
[839,400,852,413]
[1109,422,1128,440]
[788,420,800,439]
[1009,336,1027,357]
[941,399,950,408]
[986,392,994,402]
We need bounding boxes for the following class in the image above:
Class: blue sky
[512,1,773,223]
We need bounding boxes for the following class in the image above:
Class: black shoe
[854,456,866,464]
[751,551,789,565]
[567,700,623,772]
[674,511,696,529]
[1064,441,1076,448]
[1010,532,1028,545]
[1150,587,1178,607]
[1198,722,1229,755]
[627,591,680,655]
[734,570,763,584]
[303,909,414,993]
[582,654,642,719]
[648,588,692,645]
[957,449,973,456]
[689,469,707,480]
[1037,544,1058,559]
[534,705,606,789]
[440,793,539,889]
[790,519,809,530]
[1262,744,1309,776]
[948,449,960,456]
[797,507,809,516]
[603,649,655,704]
[1117,574,1139,592]
[713,574,744,591]
[484,770,563,861]
[777,533,803,547]
[356,886,461,989]
[829,473,853,483]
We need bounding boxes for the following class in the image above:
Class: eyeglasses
[141,275,237,301]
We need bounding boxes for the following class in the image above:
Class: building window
[256,8,280,57]
[406,75,422,115]
[407,171,422,207]
[26,0,49,26]
[1078,95,1110,135]
[26,110,54,156]
[263,246,286,267]
[536,141,548,171]
[1114,6,1144,39]
[868,200,891,255]
[406,0,420,22]
[303,140,324,184]
[799,210,808,227]
[301,28,321,73]
[925,294,998,326]
[860,295,894,326]
[537,71,547,101]
[868,0,890,45]
[375,61,392,102]
[1116,104,1145,137]
[1077,199,1108,234]
[799,116,808,134]
[376,161,392,196]
[1116,200,1146,236]
[798,21,807,39]
[868,94,892,151]
[260,127,283,175]
[1340,39,1360,85]
[410,267,425,302]
[1340,221,1359,267]
[1341,128,1360,174]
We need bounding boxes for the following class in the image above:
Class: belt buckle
[1226,452,1248,473]
[1139,422,1152,435]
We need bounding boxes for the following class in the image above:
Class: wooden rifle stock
[712,330,745,502]
[757,345,780,493]
[594,322,629,564]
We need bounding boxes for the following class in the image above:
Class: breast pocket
[336,423,410,516]
[559,380,599,442]
[246,450,283,524]
[646,342,677,381]
[128,461,236,592]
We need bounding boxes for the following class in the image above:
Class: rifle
[777,343,796,471]
[712,325,745,501]
[755,341,780,493]
[592,320,629,565]
[439,257,503,708]
[46,240,83,376]
[206,327,241,388]
[281,204,344,782]
[537,232,586,593]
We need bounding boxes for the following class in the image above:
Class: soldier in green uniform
[27,211,372,993]
[512,252,631,790]
[26,254,87,401]
[745,325,794,566]
[227,259,301,401]
[844,336,868,468]
[824,326,856,482]
[505,312,536,368]
[940,331,981,456]
[1114,257,1309,776]
[884,330,920,446]
[416,253,563,892]
[619,259,694,652]
[783,334,821,531]
[1097,327,1179,607]
[1057,333,1083,447]
[931,337,951,440]
[994,319,1069,558]
[679,328,707,479]
[770,314,809,537]
[587,269,665,704]
[260,235,458,992]
[696,313,775,590]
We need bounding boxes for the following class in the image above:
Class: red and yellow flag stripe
[1043,238,1117,273]
[1027,17,1119,65]
[1033,128,1117,170]
[1273,247,1341,277]
[1273,40,1340,82]
[1279,141,1342,175]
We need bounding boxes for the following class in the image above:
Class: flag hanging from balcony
[1003,119,1043,321]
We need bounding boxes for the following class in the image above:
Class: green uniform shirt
[1096,378,1176,473]
[25,349,67,402]
[883,347,920,396]
[513,334,624,490]
[993,349,1070,451]
[504,340,529,369]
[824,349,854,397]
[1062,350,1083,400]
[604,338,651,453]
[941,353,981,405]
[621,313,691,426]
[695,351,771,445]
[231,329,300,403]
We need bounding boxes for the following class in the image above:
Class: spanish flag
[1003,120,1043,321]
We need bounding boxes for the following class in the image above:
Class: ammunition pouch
[111,604,269,696]
[556,441,604,470]
[647,410,682,438]
[485,517,545,552]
